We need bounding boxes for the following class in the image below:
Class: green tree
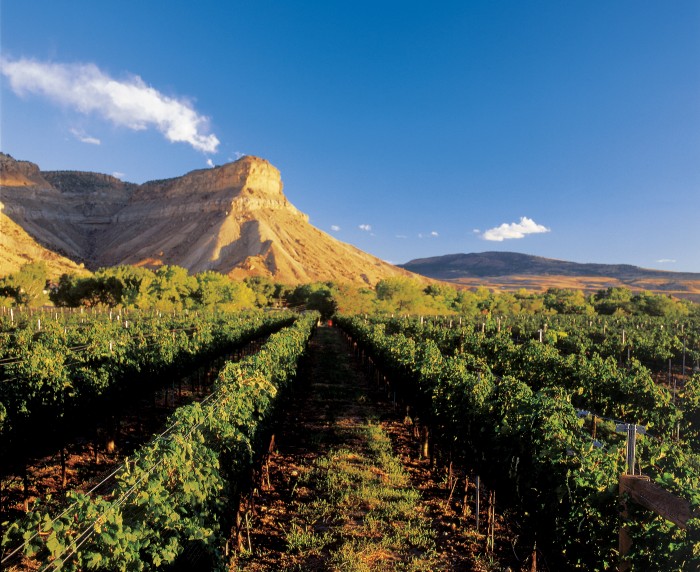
[319,282,374,315]
[453,289,481,318]
[543,288,594,315]
[51,266,156,308]
[244,275,278,306]
[375,277,424,313]
[491,291,522,315]
[0,261,49,306]
[195,271,232,306]
[195,271,256,309]
[149,265,197,309]
[284,283,337,318]
[224,280,257,310]
[593,287,634,315]
[51,273,82,306]
[631,291,689,318]
[422,283,458,313]
[100,266,155,307]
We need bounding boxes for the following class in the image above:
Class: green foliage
[49,265,259,311]
[0,308,295,444]
[632,291,691,318]
[1,312,319,571]
[194,270,256,309]
[593,287,634,315]
[594,287,692,318]
[337,314,700,571]
[329,283,376,315]
[544,288,595,315]
[284,282,338,318]
[0,261,50,307]
[148,265,198,309]
[31,262,700,320]
[243,275,279,306]
[375,277,426,313]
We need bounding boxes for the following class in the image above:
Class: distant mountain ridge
[400,251,700,280]
[400,251,700,302]
[0,153,419,285]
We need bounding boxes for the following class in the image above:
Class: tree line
[1,262,697,319]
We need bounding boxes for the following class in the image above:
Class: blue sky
[2,1,699,271]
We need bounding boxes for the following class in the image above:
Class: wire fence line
[1,379,229,568]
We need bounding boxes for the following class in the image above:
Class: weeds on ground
[284,420,439,570]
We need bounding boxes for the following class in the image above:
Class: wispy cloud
[1,56,219,153]
[331,225,341,232]
[358,224,372,232]
[70,127,100,145]
[112,171,126,180]
[395,234,408,239]
[418,231,439,239]
[656,258,677,264]
[481,217,550,241]
[206,158,215,168]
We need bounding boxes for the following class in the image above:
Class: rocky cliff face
[0,153,416,285]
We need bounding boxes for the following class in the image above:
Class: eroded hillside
[0,153,418,285]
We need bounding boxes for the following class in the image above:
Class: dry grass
[449,274,700,302]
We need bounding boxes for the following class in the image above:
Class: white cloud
[112,171,126,180]
[430,231,439,237]
[1,56,219,153]
[206,158,214,168]
[657,258,676,264]
[359,224,372,232]
[70,127,100,145]
[481,216,550,241]
[395,234,408,239]
[331,225,341,232]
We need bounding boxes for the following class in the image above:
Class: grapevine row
[1,311,319,571]
[376,316,683,434]
[338,315,700,571]
[0,309,295,444]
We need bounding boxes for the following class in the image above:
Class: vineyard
[336,313,700,571]
[1,308,698,570]
[1,308,318,570]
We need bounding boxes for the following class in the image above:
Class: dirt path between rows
[233,325,497,571]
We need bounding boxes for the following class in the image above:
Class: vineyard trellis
[337,314,700,571]
[1,311,319,571]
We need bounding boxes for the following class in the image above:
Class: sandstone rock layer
[0,153,416,285]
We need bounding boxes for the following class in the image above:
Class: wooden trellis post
[616,422,694,570]
[619,475,694,571]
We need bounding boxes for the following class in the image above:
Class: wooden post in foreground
[619,474,694,571]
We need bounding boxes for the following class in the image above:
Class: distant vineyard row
[0,308,295,443]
